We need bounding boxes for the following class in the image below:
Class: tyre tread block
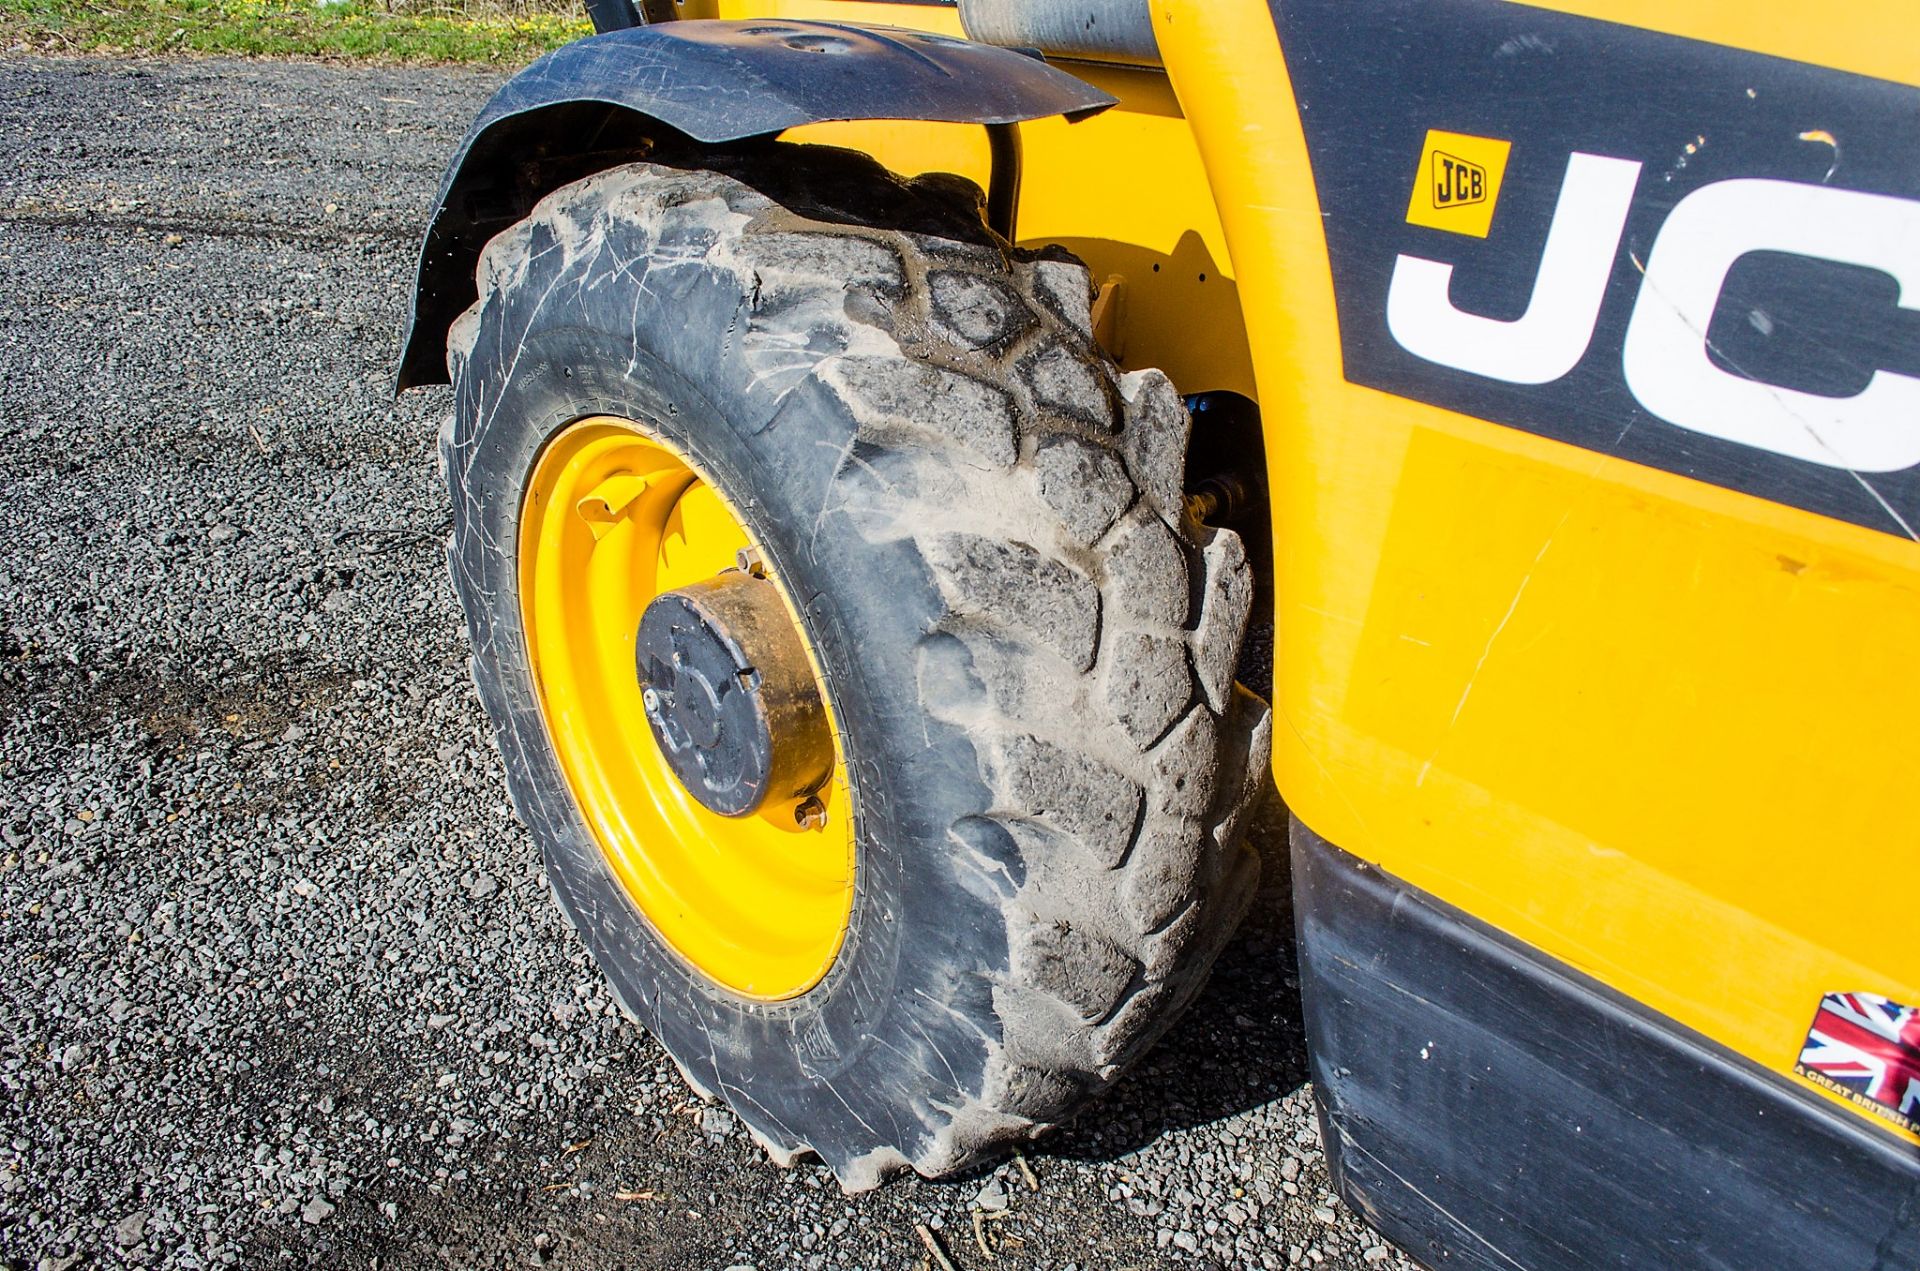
[1100,630,1195,749]
[1011,921,1139,1024]
[1032,435,1133,547]
[1192,528,1254,714]
[1118,368,1192,517]
[924,534,1099,671]
[820,356,1018,469]
[985,734,1143,870]
[1105,510,1190,630]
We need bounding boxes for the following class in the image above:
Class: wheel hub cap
[636,572,832,818]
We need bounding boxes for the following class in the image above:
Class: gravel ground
[0,54,1417,1271]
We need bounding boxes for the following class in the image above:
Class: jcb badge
[1407,129,1510,238]
[1433,152,1486,206]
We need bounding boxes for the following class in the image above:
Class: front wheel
[441,146,1270,1188]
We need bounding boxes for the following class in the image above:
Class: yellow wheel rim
[518,416,856,1000]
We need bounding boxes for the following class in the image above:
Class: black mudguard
[396,19,1114,389]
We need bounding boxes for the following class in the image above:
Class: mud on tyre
[441,143,1271,1188]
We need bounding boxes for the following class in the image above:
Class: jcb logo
[1388,141,1920,475]
[1433,152,1486,207]
[1406,130,1509,238]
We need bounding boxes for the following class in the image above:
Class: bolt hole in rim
[519,416,856,1000]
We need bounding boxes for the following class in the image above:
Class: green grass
[0,0,592,64]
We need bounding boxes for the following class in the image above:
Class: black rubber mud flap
[1293,819,1920,1271]
[439,145,1271,1189]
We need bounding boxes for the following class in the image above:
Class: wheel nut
[641,687,660,713]
[794,796,827,830]
[735,546,766,577]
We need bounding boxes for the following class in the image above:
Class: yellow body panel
[1534,0,1920,85]
[709,0,1919,1143]
[1152,0,1920,1142]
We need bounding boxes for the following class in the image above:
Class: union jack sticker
[1796,991,1920,1135]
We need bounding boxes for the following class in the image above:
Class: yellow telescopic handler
[398,3,1920,1265]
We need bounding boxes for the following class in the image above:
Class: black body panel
[1292,818,1920,1270]
[1271,0,1920,539]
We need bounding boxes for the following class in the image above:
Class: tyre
[441,143,1271,1189]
